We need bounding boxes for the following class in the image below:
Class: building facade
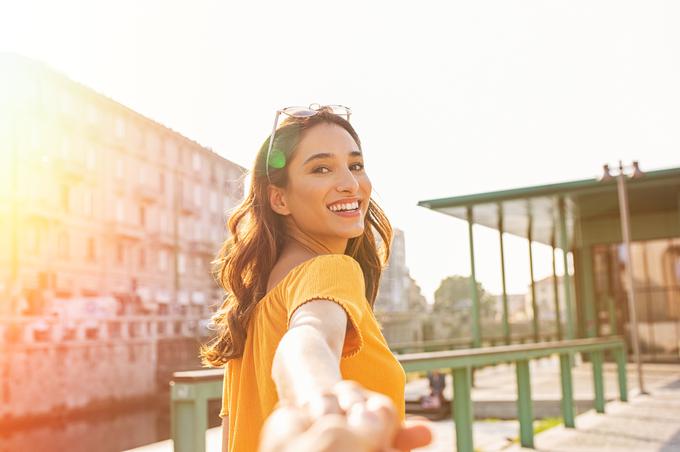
[375,229,427,313]
[525,276,565,322]
[0,55,243,317]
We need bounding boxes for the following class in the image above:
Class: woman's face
[272,122,372,251]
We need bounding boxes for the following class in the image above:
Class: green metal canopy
[418,166,680,247]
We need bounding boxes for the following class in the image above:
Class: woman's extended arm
[264,300,431,451]
[271,299,346,407]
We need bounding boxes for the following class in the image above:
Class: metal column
[528,216,539,342]
[551,239,563,340]
[558,197,575,340]
[498,206,510,344]
[467,206,481,348]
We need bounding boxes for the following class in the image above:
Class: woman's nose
[336,167,359,193]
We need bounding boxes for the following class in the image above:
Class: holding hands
[260,381,432,452]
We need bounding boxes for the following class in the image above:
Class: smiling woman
[200,106,431,451]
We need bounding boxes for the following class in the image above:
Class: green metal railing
[170,336,627,452]
[170,368,224,452]
[398,336,628,451]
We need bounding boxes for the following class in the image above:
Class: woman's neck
[283,219,347,256]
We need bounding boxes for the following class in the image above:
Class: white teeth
[329,201,359,212]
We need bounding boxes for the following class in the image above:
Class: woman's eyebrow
[303,152,333,165]
[303,150,362,165]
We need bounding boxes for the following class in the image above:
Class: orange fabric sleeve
[284,255,366,358]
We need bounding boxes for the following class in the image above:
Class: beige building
[525,276,565,321]
[0,55,244,316]
[375,229,428,313]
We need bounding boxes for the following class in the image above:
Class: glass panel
[591,236,680,361]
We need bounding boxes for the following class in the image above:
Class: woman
[201,105,431,451]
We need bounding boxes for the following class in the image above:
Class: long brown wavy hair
[200,109,392,367]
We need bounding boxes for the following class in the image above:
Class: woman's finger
[332,380,367,413]
[391,421,433,451]
[259,405,311,452]
[293,414,371,452]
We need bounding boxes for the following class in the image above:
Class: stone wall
[0,316,208,422]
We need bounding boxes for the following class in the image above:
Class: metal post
[616,161,646,394]
[558,197,575,340]
[559,353,575,427]
[528,216,539,342]
[614,345,629,402]
[171,384,208,452]
[467,206,481,348]
[498,206,511,344]
[591,351,605,413]
[452,367,474,452]
[551,239,563,340]
[516,359,534,448]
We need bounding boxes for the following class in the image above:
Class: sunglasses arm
[265,110,282,181]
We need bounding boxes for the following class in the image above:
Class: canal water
[0,395,223,452]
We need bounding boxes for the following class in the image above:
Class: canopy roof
[418,166,680,247]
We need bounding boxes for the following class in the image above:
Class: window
[159,212,168,234]
[86,237,96,262]
[138,163,146,184]
[25,224,39,255]
[60,185,70,212]
[86,105,99,124]
[58,232,69,260]
[139,248,146,269]
[164,139,177,164]
[116,242,125,264]
[115,158,124,179]
[194,185,202,206]
[209,191,218,213]
[86,149,96,170]
[115,117,126,138]
[159,172,165,193]
[159,249,168,271]
[60,135,71,159]
[83,191,93,218]
[178,253,186,274]
[115,199,124,223]
[139,205,146,227]
[192,151,201,171]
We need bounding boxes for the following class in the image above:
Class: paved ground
[420,362,680,452]
[405,357,679,419]
[504,376,680,452]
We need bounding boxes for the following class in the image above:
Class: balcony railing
[0,315,210,345]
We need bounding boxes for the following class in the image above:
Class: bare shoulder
[266,250,317,292]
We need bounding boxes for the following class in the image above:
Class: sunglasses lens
[320,104,351,120]
[282,106,317,118]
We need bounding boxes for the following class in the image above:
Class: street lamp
[600,160,646,395]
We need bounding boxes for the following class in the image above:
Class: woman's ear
[268,185,291,216]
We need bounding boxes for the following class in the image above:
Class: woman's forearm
[272,324,342,406]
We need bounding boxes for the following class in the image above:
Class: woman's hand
[259,380,432,452]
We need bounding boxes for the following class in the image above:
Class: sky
[1,1,679,302]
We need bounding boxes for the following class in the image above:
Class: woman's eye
[313,166,330,174]
[350,162,364,171]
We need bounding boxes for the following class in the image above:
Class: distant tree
[433,275,495,317]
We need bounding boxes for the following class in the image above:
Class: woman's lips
[330,208,360,218]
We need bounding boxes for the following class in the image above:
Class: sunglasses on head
[265,104,352,182]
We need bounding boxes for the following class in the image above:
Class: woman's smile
[327,198,362,217]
